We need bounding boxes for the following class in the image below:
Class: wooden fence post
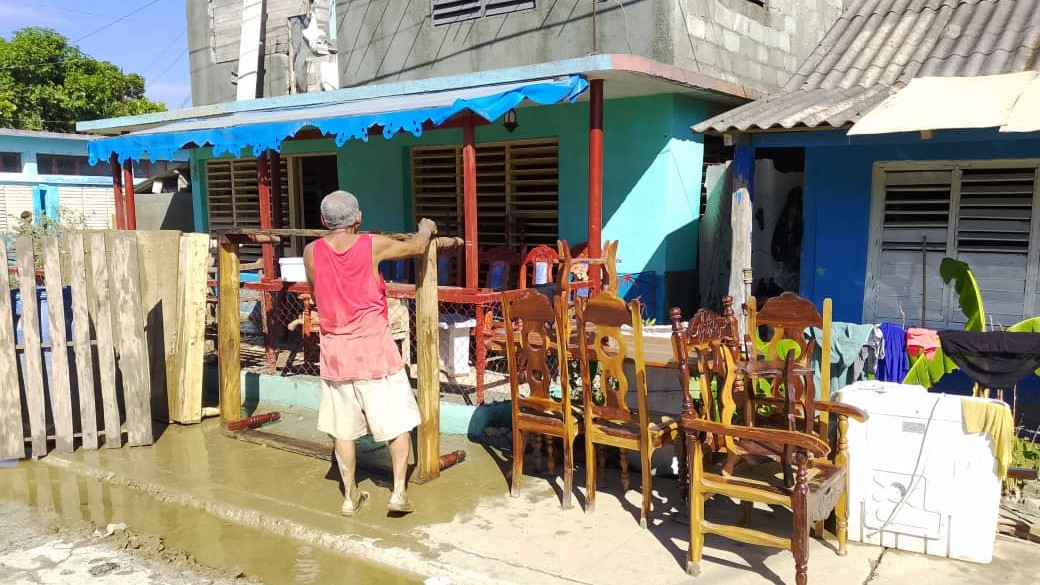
[218,236,243,423]
[415,239,440,481]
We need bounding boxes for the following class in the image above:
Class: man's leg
[388,432,410,497]
[334,438,357,496]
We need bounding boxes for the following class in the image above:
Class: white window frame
[863,158,1040,326]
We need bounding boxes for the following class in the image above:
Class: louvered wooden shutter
[952,168,1035,327]
[411,138,559,281]
[206,157,288,266]
[871,170,952,328]
[868,163,1040,328]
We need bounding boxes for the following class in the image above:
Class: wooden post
[462,118,478,290]
[123,161,137,230]
[89,233,122,448]
[269,151,283,276]
[415,239,441,480]
[41,237,74,453]
[588,78,604,290]
[218,236,243,423]
[729,141,754,338]
[67,233,98,450]
[111,154,126,230]
[257,151,275,279]
[0,240,23,459]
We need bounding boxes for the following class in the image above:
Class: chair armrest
[682,416,830,458]
[813,401,868,423]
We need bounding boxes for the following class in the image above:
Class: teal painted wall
[0,133,110,186]
[334,94,705,278]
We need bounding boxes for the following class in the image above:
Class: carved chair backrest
[518,244,558,289]
[502,289,572,416]
[747,292,824,367]
[557,240,620,303]
[482,246,521,291]
[669,296,740,421]
[693,338,741,456]
[576,291,648,428]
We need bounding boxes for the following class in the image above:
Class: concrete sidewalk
[3,420,1035,585]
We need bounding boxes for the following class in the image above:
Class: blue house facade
[696,1,1040,330]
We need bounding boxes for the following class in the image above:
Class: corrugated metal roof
[694,0,1040,134]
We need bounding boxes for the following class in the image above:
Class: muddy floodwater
[0,460,420,584]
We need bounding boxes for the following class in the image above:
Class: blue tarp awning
[88,75,588,164]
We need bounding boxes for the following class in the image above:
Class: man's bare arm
[303,241,317,297]
[373,219,436,263]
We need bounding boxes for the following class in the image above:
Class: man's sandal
[341,490,370,516]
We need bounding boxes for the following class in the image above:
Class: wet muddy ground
[0,460,419,585]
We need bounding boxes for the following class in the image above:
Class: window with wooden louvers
[205,157,289,266]
[411,137,559,252]
[865,161,1040,329]
[431,0,535,26]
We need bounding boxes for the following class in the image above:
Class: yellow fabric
[961,398,1014,479]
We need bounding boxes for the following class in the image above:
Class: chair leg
[676,436,688,508]
[814,520,825,540]
[687,438,704,577]
[510,429,525,498]
[546,435,557,474]
[619,448,631,493]
[640,448,653,529]
[585,440,598,513]
[562,436,574,509]
[836,491,849,556]
[597,445,608,484]
[738,500,754,528]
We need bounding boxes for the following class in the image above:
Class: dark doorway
[300,155,339,229]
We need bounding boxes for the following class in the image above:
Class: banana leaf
[902,346,958,389]
[939,258,986,332]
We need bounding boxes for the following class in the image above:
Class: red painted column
[256,151,275,280]
[110,154,126,229]
[269,151,283,278]
[462,117,479,290]
[588,78,604,289]
[122,160,137,230]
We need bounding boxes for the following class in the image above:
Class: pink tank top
[311,235,404,381]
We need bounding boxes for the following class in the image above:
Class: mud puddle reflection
[0,461,420,584]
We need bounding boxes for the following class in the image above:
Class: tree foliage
[0,27,165,132]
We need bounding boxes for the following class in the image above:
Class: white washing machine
[835,381,1004,563]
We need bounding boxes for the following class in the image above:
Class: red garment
[906,327,940,360]
[311,235,403,381]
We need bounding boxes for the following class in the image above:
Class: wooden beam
[110,232,153,446]
[729,143,755,338]
[415,239,440,481]
[111,154,126,230]
[89,233,121,448]
[462,117,478,289]
[41,237,74,453]
[170,233,210,424]
[123,161,137,230]
[218,236,243,423]
[0,239,23,459]
[67,233,98,450]
[588,78,604,290]
[256,151,275,279]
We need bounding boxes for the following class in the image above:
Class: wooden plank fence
[0,230,208,460]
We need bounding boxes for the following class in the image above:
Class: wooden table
[621,332,679,368]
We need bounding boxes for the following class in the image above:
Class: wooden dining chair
[683,340,857,584]
[740,292,833,440]
[557,239,620,302]
[576,290,682,528]
[482,245,521,291]
[502,289,579,508]
[518,244,559,289]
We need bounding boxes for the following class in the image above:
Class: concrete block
[778,32,792,53]
[784,14,796,32]
[687,15,707,39]
[749,21,763,43]
[695,43,718,66]
[722,30,740,53]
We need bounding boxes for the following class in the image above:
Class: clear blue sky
[0,0,192,110]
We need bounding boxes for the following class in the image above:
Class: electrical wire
[72,0,166,44]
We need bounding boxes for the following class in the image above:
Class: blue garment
[878,322,909,382]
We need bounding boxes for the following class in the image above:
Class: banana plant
[904,259,1039,387]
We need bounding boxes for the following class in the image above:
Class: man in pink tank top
[303,190,435,516]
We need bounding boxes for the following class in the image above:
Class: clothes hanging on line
[877,322,909,382]
[938,330,1040,390]
[906,327,940,360]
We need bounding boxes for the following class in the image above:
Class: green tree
[0,27,165,132]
